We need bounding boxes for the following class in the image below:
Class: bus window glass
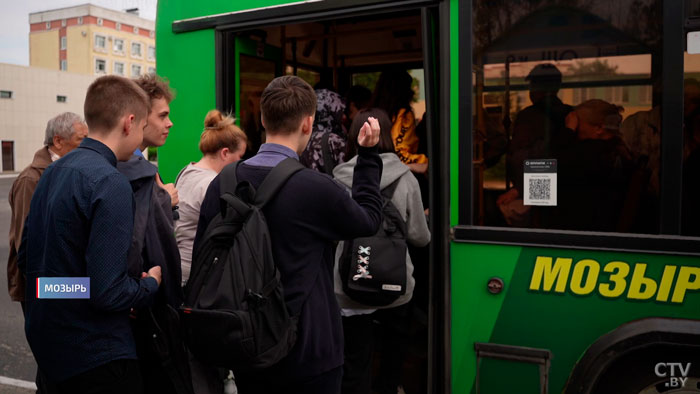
[472,0,663,234]
[240,54,276,154]
[285,65,320,88]
[682,0,700,236]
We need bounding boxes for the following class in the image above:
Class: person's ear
[219,147,230,161]
[123,114,135,136]
[52,135,64,150]
[302,115,313,135]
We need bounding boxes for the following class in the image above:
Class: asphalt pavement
[0,176,38,393]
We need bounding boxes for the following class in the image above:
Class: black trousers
[236,366,342,394]
[341,314,375,394]
[55,359,143,394]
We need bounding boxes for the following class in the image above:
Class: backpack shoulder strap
[381,178,401,200]
[321,132,336,175]
[253,158,305,207]
[219,161,240,196]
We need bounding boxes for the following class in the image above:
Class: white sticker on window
[523,160,557,206]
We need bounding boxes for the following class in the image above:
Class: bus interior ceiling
[241,10,424,94]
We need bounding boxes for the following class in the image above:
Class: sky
[0,0,157,66]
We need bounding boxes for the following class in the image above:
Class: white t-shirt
[174,163,217,285]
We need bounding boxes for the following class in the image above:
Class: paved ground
[0,176,39,392]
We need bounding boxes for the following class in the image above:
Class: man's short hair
[260,76,316,134]
[44,112,84,146]
[526,63,562,92]
[134,73,174,103]
[576,99,623,132]
[84,75,150,132]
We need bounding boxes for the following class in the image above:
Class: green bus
[156,1,700,393]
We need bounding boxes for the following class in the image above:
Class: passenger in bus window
[300,88,347,174]
[371,69,429,175]
[682,106,700,236]
[116,74,190,393]
[343,85,372,127]
[543,99,637,232]
[497,63,572,227]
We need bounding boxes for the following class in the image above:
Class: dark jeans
[236,366,342,394]
[55,359,143,394]
[341,314,375,394]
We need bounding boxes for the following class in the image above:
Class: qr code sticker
[528,178,551,200]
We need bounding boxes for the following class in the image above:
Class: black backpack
[180,158,304,372]
[339,179,408,306]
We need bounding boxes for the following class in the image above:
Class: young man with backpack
[191,75,384,394]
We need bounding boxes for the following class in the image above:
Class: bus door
[233,36,282,155]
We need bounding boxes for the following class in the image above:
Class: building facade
[0,63,96,172]
[29,4,155,77]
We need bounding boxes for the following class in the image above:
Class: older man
[7,112,88,306]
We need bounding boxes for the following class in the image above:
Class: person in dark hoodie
[194,75,383,394]
[333,108,430,394]
[117,74,191,393]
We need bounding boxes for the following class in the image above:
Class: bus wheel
[589,345,700,394]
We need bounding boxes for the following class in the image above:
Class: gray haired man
[8,112,88,305]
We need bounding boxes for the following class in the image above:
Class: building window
[57,95,67,103]
[131,64,141,77]
[46,22,51,29]
[95,35,106,50]
[77,16,83,25]
[116,22,121,31]
[0,90,12,99]
[147,46,155,61]
[95,59,106,74]
[131,42,142,57]
[60,36,67,50]
[97,18,103,26]
[148,67,156,75]
[134,26,139,34]
[2,141,14,172]
[114,62,124,76]
[60,60,67,71]
[61,19,66,27]
[113,38,124,53]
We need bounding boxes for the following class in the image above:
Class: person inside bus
[497,63,572,227]
[344,85,372,127]
[332,108,430,394]
[682,106,700,235]
[371,69,429,176]
[541,99,636,231]
[300,88,348,174]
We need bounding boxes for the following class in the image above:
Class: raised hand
[357,116,381,148]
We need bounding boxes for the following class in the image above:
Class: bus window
[240,54,277,154]
[285,65,320,88]
[683,0,700,236]
[472,1,663,235]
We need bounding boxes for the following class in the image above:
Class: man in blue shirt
[19,75,162,393]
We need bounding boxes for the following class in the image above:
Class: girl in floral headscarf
[300,89,347,174]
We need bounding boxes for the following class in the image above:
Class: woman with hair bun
[175,109,247,286]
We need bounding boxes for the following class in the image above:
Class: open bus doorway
[217,8,436,394]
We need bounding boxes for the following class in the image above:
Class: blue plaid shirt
[18,137,158,382]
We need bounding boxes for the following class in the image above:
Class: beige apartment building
[29,4,156,77]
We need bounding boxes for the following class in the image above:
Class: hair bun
[204,109,223,129]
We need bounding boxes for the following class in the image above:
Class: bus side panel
[450,243,522,393]
[452,243,700,394]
